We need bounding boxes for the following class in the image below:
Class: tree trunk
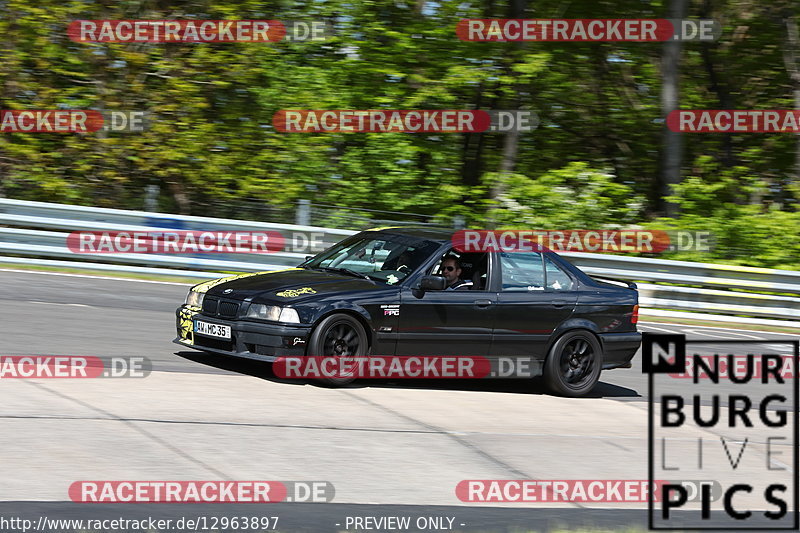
[700,0,735,168]
[658,0,689,216]
[491,129,520,214]
[461,83,487,188]
[783,14,800,187]
[486,0,527,228]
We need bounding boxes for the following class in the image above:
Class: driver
[440,255,473,291]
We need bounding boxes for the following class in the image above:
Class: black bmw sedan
[175,227,641,396]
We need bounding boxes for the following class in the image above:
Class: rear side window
[499,252,545,291]
[544,255,574,291]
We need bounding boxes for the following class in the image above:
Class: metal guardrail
[1,198,798,322]
[559,252,800,293]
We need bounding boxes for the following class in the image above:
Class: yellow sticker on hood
[276,287,317,298]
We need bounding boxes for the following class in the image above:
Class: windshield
[301,234,440,285]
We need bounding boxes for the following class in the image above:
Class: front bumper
[598,331,642,369]
[174,305,311,363]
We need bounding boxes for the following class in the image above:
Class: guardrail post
[453,215,465,230]
[297,199,311,226]
[144,185,160,212]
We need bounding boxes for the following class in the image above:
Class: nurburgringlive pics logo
[644,333,799,530]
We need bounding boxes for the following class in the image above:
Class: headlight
[246,305,301,324]
[278,308,301,324]
[185,290,204,308]
[246,304,281,321]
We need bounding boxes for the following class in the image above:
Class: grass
[639,313,800,334]
[0,261,211,284]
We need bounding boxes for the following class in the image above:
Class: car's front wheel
[307,313,369,386]
[543,330,602,397]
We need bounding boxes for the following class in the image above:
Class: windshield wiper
[319,266,373,280]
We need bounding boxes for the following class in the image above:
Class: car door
[395,251,495,356]
[491,251,578,358]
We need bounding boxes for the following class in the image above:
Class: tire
[542,330,603,397]
[307,313,369,386]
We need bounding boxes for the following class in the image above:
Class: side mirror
[305,255,313,261]
[419,275,447,291]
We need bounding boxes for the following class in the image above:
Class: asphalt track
[1,270,798,532]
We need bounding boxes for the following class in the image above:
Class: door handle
[552,300,567,308]
[474,299,493,308]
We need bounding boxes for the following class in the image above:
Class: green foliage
[0,0,799,269]
[648,170,800,268]
[486,162,644,227]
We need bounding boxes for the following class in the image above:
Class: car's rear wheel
[307,313,368,386]
[543,330,602,397]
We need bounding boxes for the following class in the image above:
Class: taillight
[631,304,639,324]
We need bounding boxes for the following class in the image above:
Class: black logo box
[644,333,800,530]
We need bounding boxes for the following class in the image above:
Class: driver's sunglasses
[442,266,456,272]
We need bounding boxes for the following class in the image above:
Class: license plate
[194,320,231,339]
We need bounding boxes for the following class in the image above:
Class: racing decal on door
[381,304,400,316]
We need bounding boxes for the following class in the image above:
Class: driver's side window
[426,249,489,291]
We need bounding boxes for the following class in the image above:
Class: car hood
[201,268,384,302]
